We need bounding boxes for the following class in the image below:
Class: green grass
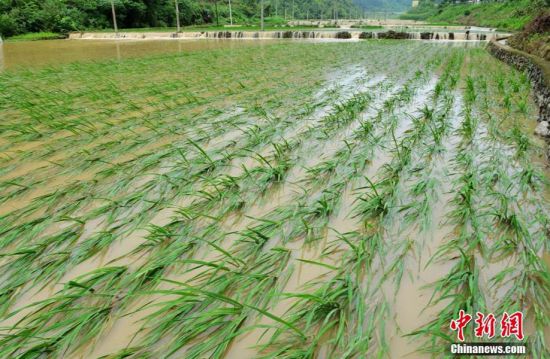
[0,40,548,358]
[5,32,66,41]
[401,0,544,31]
[350,25,384,30]
[422,21,456,27]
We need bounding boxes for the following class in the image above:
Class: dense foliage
[0,0,251,36]
[0,0,388,37]
[401,0,549,30]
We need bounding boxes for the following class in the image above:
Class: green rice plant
[134,248,293,358]
[409,48,550,358]
[111,90,396,358]
[259,55,456,358]
[260,271,372,358]
[408,251,485,353]
[355,176,394,220]
[383,238,414,290]
[0,87,331,311]
[509,121,531,158]
[0,266,127,358]
[514,164,546,192]
[0,224,84,315]
[121,52,442,358]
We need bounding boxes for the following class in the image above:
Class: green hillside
[401,0,549,31]
[508,11,550,61]
[354,0,411,12]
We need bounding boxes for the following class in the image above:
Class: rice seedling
[251,55,462,358]
[0,266,127,358]
[408,48,550,358]
[0,41,548,359]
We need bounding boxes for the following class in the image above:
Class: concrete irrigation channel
[0,37,548,358]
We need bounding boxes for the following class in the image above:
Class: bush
[524,11,550,33]
[264,16,286,26]
[359,32,373,39]
[378,30,409,40]
[508,11,550,61]
[0,13,18,37]
[335,31,351,39]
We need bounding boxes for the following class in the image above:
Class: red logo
[500,311,524,341]
[474,312,496,339]
[450,309,472,342]
[450,311,524,342]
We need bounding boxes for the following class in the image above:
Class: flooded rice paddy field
[0,40,549,358]
[0,39,273,71]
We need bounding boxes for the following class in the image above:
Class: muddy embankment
[69,30,504,42]
[488,40,550,159]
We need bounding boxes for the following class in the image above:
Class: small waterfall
[357,30,498,42]
[69,29,504,42]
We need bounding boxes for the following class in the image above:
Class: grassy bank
[350,24,384,30]
[401,0,547,31]
[4,32,65,41]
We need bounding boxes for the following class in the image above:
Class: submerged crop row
[0,41,548,358]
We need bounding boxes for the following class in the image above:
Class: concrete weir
[69,30,506,42]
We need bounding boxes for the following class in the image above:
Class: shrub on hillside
[508,12,550,61]
[524,11,550,34]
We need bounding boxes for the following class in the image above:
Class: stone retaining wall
[488,40,550,159]
[488,40,550,125]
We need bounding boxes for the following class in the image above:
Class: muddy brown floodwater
[0,39,274,70]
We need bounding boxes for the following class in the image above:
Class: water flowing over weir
[69,30,507,42]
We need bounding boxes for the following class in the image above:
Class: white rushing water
[70,29,509,42]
